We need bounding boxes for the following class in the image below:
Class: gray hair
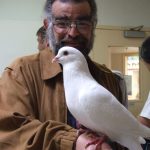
[44,0,97,24]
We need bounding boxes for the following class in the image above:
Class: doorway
[109,46,139,101]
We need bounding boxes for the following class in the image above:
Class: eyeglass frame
[51,16,95,34]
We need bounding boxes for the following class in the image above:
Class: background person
[36,26,49,51]
[138,37,150,150]
[138,36,150,127]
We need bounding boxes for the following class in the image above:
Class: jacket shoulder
[7,52,40,69]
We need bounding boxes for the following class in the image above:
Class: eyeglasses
[52,19,93,34]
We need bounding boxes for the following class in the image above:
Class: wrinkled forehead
[51,0,91,19]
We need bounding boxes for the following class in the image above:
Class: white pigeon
[52,46,150,150]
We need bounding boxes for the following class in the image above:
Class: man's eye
[55,21,69,28]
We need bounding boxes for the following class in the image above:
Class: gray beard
[47,24,95,56]
[47,24,58,55]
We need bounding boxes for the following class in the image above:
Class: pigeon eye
[63,51,68,56]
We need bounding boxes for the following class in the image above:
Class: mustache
[61,36,87,44]
[55,36,89,55]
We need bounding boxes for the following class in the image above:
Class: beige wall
[91,26,150,117]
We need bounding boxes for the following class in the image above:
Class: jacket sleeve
[0,59,77,150]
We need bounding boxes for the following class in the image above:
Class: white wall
[0,20,42,72]
[0,0,45,74]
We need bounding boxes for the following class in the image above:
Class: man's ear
[43,19,48,29]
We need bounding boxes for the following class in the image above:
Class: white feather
[53,46,150,150]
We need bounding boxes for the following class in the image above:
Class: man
[36,26,49,51]
[0,0,126,150]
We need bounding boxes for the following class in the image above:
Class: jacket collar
[40,48,62,80]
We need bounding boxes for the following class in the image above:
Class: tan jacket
[0,48,127,150]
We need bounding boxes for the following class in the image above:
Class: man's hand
[76,131,112,150]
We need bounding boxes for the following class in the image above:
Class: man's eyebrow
[53,15,91,21]
[53,15,69,20]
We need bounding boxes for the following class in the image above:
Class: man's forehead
[51,1,91,18]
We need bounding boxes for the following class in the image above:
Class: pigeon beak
[52,56,59,63]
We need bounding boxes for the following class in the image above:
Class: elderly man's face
[48,1,94,55]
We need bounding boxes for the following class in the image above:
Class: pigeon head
[52,46,86,65]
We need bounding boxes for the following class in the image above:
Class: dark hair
[36,26,46,40]
[140,37,150,63]
[44,0,97,26]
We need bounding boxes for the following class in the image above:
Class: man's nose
[67,23,80,37]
